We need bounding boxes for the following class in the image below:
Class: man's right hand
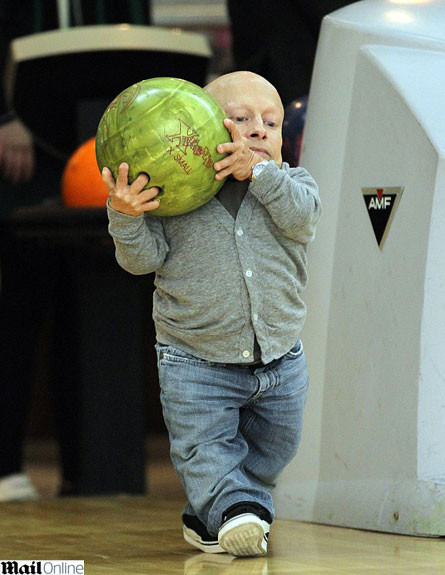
[0,118,35,183]
[102,162,160,216]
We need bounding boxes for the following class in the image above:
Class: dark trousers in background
[0,149,65,477]
[0,230,66,478]
[228,0,354,106]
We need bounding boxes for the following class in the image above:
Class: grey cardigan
[107,161,321,364]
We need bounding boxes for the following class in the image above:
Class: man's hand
[102,162,160,216]
[0,118,35,184]
[213,119,263,181]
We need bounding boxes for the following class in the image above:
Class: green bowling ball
[96,77,230,216]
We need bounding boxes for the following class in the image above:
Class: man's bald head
[205,71,284,117]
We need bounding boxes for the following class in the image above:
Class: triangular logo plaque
[362,187,404,248]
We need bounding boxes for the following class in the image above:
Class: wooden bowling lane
[1,496,445,574]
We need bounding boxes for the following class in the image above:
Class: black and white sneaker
[218,502,272,557]
[182,513,226,554]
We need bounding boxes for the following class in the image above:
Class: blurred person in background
[0,0,151,502]
[227,0,353,106]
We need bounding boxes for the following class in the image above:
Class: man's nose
[247,117,267,139]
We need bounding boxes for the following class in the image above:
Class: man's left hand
[213,119,263,181]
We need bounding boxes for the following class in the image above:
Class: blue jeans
[155,339,309,536]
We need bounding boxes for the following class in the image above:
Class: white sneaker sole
[218,514,269,557]
[0,474,39,502]
[183,525,226,554]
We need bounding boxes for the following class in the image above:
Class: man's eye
[265,121,276,127]
[235,116,247,122]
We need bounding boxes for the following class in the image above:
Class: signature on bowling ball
[166,119,214,175]
[100,85,142,140]
[108,84,142,115]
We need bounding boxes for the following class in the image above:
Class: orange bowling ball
[62,137,109,207]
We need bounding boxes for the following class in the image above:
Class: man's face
[207,73,284,166]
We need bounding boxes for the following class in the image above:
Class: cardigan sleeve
[107,202,169,275]
[248,161,321,243]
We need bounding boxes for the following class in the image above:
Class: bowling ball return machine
[274,0,445,536]
[3,25,211,495]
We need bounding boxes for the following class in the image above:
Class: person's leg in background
[0,147,66,501]
[0,231,61,499]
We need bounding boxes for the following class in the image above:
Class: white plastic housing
[275,0,445,536]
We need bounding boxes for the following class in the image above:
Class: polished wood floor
[0,436,444,574]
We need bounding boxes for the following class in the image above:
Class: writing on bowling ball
[101,85,142,140]
[165,119,214,177]
[173,153,192,175]
[108,84,142,115]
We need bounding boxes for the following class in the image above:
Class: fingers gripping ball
[95,77,230,217]
[62,137,109,207]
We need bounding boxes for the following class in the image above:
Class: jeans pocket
[155,342,209,366]
[284,340,304,360]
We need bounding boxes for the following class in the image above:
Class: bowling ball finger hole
[152,187,164,198]
[138,171,150,183]
[137,172,164,197]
